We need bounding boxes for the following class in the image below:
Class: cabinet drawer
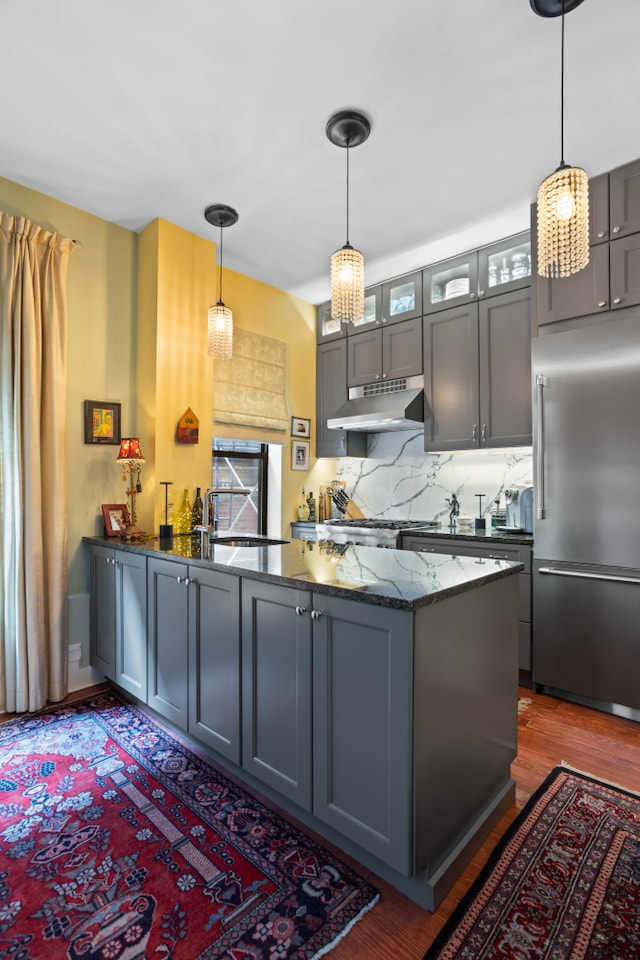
[402,535,531,574]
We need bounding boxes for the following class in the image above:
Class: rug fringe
[311,892,380,960]
[559,760,640,798]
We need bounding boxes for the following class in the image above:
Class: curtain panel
[0,212,78,713]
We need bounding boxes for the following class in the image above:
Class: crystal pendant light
[326,110,371,325]
[532,0,589,278]
[205,204,239,359]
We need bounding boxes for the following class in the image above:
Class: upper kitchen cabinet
[423,251,479,314]
[316,300,345,344]
[609,232,640,311]
[423,288,532,451]
[588,173,610,245]
[381,271,423,324]
[609,158,640,239]
[316,339,366,458]
[347,316,423,387]
[533,243,610,328]
[349,284,383,333]
[478,232,531,298]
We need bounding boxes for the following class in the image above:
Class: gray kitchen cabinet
[478,232,531,298]
[312,593,412,875]
[588,172,610,245]
[610,232,640,312]
[381,270,423,323]
[423,250,479,314]
[347,315,423,387]
[423,288,531,451]
[423,302,479,450]
[348,284,383,334]
[609,157,640,239]
[316,300,345,343]
[147,556,190,729]
[188,566,241,763]
[89,544,117,680]
[533,243,610,327]
[241,578,313,810]
[316,340,366,458]
[89,544,147,697]
[479,287,532,447]
[401,535,532,674]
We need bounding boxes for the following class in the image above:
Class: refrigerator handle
[538,567,640,586]
[535,374,546,520]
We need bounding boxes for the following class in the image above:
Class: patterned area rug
[0,691,378,959]
[423,765,640,960]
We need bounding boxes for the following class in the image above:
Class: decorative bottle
[191,487,203,529]
[307,491,316,523]
[297,487,309,521]
[177,488,193,534]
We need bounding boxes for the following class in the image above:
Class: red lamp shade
[117,437,145,462]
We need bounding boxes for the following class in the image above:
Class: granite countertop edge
[83,535,522,612]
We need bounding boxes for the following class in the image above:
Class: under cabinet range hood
[327,375,424,433]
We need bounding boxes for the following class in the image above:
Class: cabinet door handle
[311,609,322,620]
[598,301,607,308]
[597,230,606,239]
[176,575,191,586]
[481,423,487,442]
[488,554,508,561]
[613,297,622,305]
[295,605,306,616]
[478,289,485,297]
[472,424,477,441]
[613,225,621,234]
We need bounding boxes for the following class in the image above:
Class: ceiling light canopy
[205,203,238,360]
[326,109,371,325]
[533,0,589,279]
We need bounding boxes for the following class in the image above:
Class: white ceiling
[2,0,638,304]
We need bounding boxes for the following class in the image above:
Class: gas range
[317,519,440,548]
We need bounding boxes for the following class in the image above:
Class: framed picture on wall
[84,400,121,445]
[290,416,310,438]
[291,440,310,471]
[102,503,130,537]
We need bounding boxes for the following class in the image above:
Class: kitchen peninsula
[85,534,521,910]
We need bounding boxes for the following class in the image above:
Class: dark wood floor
[3,684,639,959]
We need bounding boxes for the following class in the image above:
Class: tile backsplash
[337,431,532,524]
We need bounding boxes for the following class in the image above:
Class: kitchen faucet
[194,488,218,555]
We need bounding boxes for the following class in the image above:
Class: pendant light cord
[345,137,351,246]
[560,0,565,166]
[218,225,224,304]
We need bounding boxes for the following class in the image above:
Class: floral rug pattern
[0,691,378,959]
[423,765,640,960]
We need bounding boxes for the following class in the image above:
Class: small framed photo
[291,439,310,471]
[102,503,130,537]
[291,416,310,439]
[85,400,121,445]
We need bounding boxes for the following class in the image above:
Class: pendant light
[532,0,589,278]
[326,109,371,325]
[205,203,238,359]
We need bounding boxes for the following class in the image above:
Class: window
[212,439,268,535]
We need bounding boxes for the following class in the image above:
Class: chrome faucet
[194,488,218,556]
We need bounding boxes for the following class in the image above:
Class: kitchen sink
[211,536,289,547]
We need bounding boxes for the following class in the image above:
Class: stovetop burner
[323,519,438,530]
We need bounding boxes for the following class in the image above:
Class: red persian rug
[424,765,640,960]
[0,690,378,959]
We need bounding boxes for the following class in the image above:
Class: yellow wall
[0,183,327,611]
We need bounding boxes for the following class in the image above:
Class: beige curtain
[0,212,78,713]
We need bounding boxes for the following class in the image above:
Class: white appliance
[504,486,534,533]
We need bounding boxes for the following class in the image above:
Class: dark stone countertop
[84,533,522,612]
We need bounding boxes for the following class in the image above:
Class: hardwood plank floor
[3,684,639,959]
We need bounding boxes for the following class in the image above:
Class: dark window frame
[212,440,268,534]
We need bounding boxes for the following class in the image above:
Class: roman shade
[213,328,289,443]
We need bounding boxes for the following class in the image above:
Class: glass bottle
[307,491,316,522]
[191,487,203,529]
[500,257,510,285]
[177,488,193,534]
[297,487,309,521]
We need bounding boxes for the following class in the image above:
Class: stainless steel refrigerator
[532,311,640,713]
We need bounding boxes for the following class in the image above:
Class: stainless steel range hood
[327,375,424,433]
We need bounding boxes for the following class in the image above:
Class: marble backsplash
[336,431,533,524]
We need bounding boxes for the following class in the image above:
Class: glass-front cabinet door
[478,232,531,299]
[349,284,383,333]
[316,300,345,344]
[423,253,479,314]
[381,271,423,324]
